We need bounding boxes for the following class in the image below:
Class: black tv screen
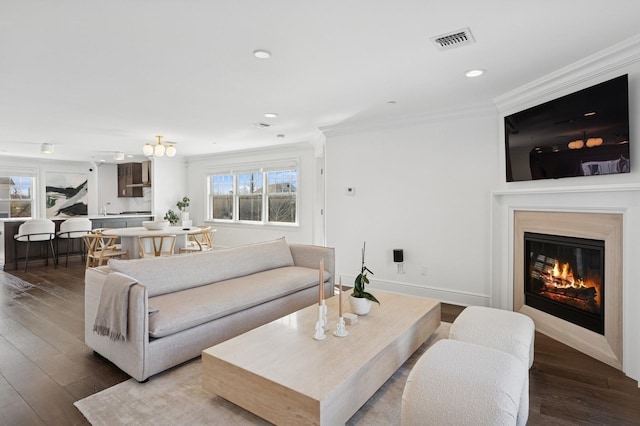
[505,75,630,182]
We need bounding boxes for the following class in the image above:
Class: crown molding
[494,34,640,115]
[186,141,314,163]
[321,102,497,138]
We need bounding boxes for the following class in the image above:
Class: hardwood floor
[1,263,639,425]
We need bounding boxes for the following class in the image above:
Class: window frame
[206,161,298,226]
[0,174,35,219]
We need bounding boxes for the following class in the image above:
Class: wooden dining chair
[179,227,216,253]
[83,233,129,268]
[138,234,176,257]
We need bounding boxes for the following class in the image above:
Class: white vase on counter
[180,211,192,227]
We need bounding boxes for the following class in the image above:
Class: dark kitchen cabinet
[118,163,143,197]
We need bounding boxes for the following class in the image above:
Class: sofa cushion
[109,237,294,297]
[147,266,330,338]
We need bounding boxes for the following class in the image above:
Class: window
[0,176,34,218]
[210,175,233,220]
[208,167,298,225]
[267,169,297,223]
[237,172,263,222]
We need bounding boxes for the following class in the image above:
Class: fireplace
[512,210,622,370]
[524,232,604,334]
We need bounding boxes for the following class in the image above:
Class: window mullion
[233,174,239,221]
[262,172,267,223]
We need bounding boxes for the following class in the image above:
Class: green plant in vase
[164,209,179,225]
[176,196,190,212]
[350,241,380,315]
[176,196,190,223]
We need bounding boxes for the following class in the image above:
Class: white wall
[151,156,188,220]
[325,110,499,306]
[185,144,320,247]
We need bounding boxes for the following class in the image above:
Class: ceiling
[1,1,639,163]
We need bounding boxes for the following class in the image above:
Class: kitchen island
[0,214,154,271]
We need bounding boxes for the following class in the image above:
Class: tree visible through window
[211,175,233,220]
[0,176,33,218]
[208,167,297,224]
[238,172,262,221]
[267,169,297,223]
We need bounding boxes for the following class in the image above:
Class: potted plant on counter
[177,196,190,222]
[164,209,179,225]
[350,241,380,315]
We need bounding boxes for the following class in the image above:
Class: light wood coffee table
[202,291,440,425]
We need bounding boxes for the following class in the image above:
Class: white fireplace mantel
[491,184,640,384]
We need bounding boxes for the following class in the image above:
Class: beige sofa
[84,238,335,381]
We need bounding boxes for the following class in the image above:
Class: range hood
[126,161,152,187]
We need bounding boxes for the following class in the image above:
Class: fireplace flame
[544,260,601,307]
[552,261,584,288]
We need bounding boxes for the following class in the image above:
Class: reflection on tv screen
[505,75,629,182]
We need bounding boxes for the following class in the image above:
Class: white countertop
[0,214,154,222]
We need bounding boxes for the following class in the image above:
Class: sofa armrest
[289,244,335,281]
[84,267,150,381]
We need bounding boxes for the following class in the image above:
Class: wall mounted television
[504,74,630,182]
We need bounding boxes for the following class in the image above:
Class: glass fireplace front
[524,232,605,334]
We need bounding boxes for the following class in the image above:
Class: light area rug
[75,323,451,425]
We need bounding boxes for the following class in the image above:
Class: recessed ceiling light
[465,69,485,78]
[264,112,279,118]
[253,49,271,59]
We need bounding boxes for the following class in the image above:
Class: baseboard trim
[338,275,490,307]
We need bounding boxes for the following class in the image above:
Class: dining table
[102,226,202,259]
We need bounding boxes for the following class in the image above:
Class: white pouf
[449,306,535,368]
[449,306,535,426]
[401,339,526,426]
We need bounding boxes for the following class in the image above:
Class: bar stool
[13,219,57,272]
[56,217,92,267]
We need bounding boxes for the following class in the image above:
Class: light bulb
[586,138,603,148]
[154,143,165,157]
[166,145,176,157]
[143,143,154,156]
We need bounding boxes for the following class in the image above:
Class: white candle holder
[333,317,348,337]
[313,304,326,340]
[320,300,328,330]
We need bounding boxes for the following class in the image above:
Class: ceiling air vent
[250,122,271,129]
[431,27,475,51]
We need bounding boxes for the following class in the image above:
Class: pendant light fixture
[143,135,177,157]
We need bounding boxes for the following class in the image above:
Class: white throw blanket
[93,272,138,341]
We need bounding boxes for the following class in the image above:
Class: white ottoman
[449,306,535,368]
[401,339,526,426]
[449,306,535,426]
